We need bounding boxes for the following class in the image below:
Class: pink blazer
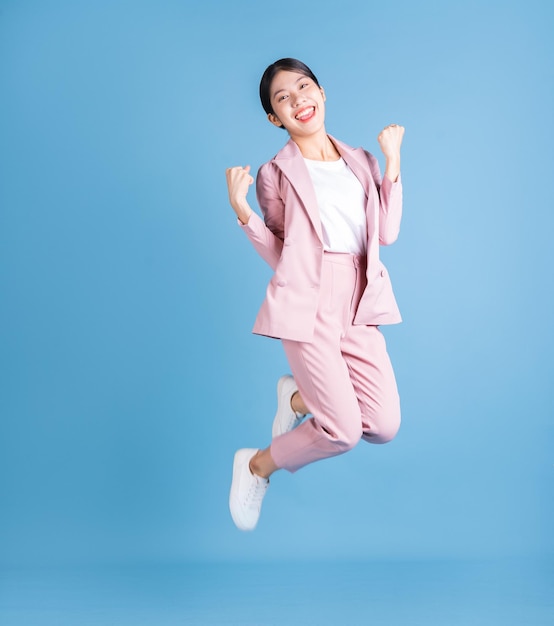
[240,135,402,342]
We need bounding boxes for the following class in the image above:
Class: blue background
[1,0,552,623]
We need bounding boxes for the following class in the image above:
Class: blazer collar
[271,135,372,242]
[273,135,371,196]
[273,135,371,236]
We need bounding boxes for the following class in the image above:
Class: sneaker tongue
[254,476,269,489]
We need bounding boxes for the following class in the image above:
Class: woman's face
[267,70,326,137]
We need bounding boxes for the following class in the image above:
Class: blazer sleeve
[365,150,403,245]
[238,161,284,271]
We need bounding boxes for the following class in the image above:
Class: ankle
[249,452,269,480]
[290,391,306,416]
[248,454,257,475]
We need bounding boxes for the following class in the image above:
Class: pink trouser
[270,252,401,473]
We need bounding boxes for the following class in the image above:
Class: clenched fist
[226,165,254,225]
[377,124,405,183]
[378,124,405,160]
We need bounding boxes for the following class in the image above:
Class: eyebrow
[272,75,308,99]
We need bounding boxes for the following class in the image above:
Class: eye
[300,82,309,89]
[278,94,288,102]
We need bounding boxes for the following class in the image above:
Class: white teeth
[295,107,314,120]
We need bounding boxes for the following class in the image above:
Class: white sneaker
[229,448,269,531]
[272,375,305,438]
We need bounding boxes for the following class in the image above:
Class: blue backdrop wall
[1,0,552,566]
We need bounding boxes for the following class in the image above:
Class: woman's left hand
[378,124,405,160]
[378,124,404,182]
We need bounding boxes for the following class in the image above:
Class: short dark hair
[259,58,320,117]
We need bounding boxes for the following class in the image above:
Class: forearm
[378,173,402,245]
[240,211,283,270]
[231,198,253,225]
[384,155,401,183]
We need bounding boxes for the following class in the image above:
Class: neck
[291,129,340,161]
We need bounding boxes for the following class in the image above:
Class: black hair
[259,58,320,120]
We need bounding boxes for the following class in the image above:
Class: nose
[291,91,306,107]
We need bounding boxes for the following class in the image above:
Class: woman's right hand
[226,165,254,225]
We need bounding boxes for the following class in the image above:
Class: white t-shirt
[303,157,367,255]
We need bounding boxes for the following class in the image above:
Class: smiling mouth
[295,106,315,121]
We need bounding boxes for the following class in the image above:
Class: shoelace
[245,477,268,509]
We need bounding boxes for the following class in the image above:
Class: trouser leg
[341,324,401,444]
[270,253,401,473]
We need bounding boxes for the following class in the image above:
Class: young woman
[226,58,405,531]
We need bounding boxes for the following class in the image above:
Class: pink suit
[240,135,402,472]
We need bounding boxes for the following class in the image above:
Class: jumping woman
[226,58,405,531]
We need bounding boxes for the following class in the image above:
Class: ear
[320,86,326,102]
[267,113,284,129]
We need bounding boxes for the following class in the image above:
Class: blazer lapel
[271,135,376,246]
[329,135,372,198]
[272,139,324,243]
